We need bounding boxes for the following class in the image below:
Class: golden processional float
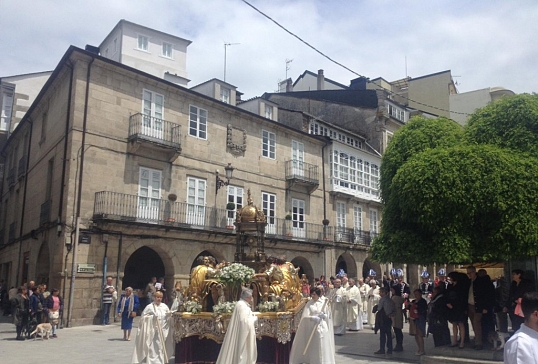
[173,190,306,364]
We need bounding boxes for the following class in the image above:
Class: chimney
[317,69,325,90]
[286,78,293,92]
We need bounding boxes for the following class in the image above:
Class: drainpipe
[66,56,94,327]
[321,136,331,275]
[16,117,33,284]
[114,231,123,322]
[58,61,74,237]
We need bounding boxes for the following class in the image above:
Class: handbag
[514,298,524,317]
[409,302,420,319]
[372,304,378,314]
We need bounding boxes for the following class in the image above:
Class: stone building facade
[0,45,380,325]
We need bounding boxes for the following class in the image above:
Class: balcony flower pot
[165,217,175,223]
[226,202,236,211]
[168,193,177,202]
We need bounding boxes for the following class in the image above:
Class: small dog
[30,323,53,340]
[487,330,510,351]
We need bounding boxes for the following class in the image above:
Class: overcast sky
[1,0,537,99]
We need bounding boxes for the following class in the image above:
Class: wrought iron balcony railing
[128,113,181,150]
[93,191,340,243]
[334,227,375,246]
[285,160,319,186]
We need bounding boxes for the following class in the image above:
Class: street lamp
[216,163,234,194]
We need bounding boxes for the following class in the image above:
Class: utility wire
[241,0,469,116]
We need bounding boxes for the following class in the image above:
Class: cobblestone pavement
[1,314,500,364]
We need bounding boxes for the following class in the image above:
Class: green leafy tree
[372,94,538,264]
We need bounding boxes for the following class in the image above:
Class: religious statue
[188,256,220,310]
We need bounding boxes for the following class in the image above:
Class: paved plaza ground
[0,314,502,364]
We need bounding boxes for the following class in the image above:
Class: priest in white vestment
[132,291,174,364]
[367,280,380,328]
[290,287,335,364]
[345,279,362,331]
[357,278,369,324]
[216,288,257,364]
[331,278,347,335]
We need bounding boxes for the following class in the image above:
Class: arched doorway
[35,241,50,286]
[362,258,382,279]
[189,250,221,271]
[335,252,357,279]
[290,256,314,283]
[123,246,165,291]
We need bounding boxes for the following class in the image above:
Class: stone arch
[290,256,314,283]
[362,258,382,279]
[123,246,171,291]
[35,241,50,286]
[189,249,227,271]
[335,252,357,279]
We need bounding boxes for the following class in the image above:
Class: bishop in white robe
[357,279,369,324]
[345,279,362,331]
[331,278,347,335]
[216,288,258,364]
[367,281,380,327]
[132,291,174,364]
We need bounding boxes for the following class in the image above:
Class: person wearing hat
[419,271,433,302]
[437,269,450,290]
[389,268,399,288]
[395,269,411,323]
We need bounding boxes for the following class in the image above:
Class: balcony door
[336,201,346,242]
[227,186,244,227]
[262,192,276,235]
[291,140,304,177]
[353,205,363,243]
[138,167,161,221]
[186,177,206,225]
[292,198,305,238]
[142,90,164,139]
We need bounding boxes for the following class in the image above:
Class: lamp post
[216,163,234,194]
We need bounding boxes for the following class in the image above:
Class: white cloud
[1,0,536,99]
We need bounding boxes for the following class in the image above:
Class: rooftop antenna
[285,58,293,80]
[224,42,240,82]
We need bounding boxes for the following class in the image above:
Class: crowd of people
[301,266,537,360]
[0,279,61,340]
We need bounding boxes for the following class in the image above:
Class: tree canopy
[371,94,538,264]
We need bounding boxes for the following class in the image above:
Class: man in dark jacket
[466,266,495,350]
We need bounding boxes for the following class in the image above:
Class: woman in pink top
[45,288,63,338]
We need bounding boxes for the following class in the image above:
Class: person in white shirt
[504,291,538,364]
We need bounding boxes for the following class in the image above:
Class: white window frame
[1,92,14,132]
[186,177,207,225]
[162,42,173,58]
[142,89,164,138]
[353,205,363,243]
[292,198,306,238]
[220,87,230,104]
[137,35,149,51]
[138,167,162,221]
[262,130,276,159]
[226,186,244,225]
[189,105,208,139]
[336,201,346,228]
[262,192,276,234]
[370,209,378,234]
[291,140,304,177]
[265,104,273,120]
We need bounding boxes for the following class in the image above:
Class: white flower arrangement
[212,301,236,314]
[257,301,280,312]
[217,263,255,285]
[182,300,202,314]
